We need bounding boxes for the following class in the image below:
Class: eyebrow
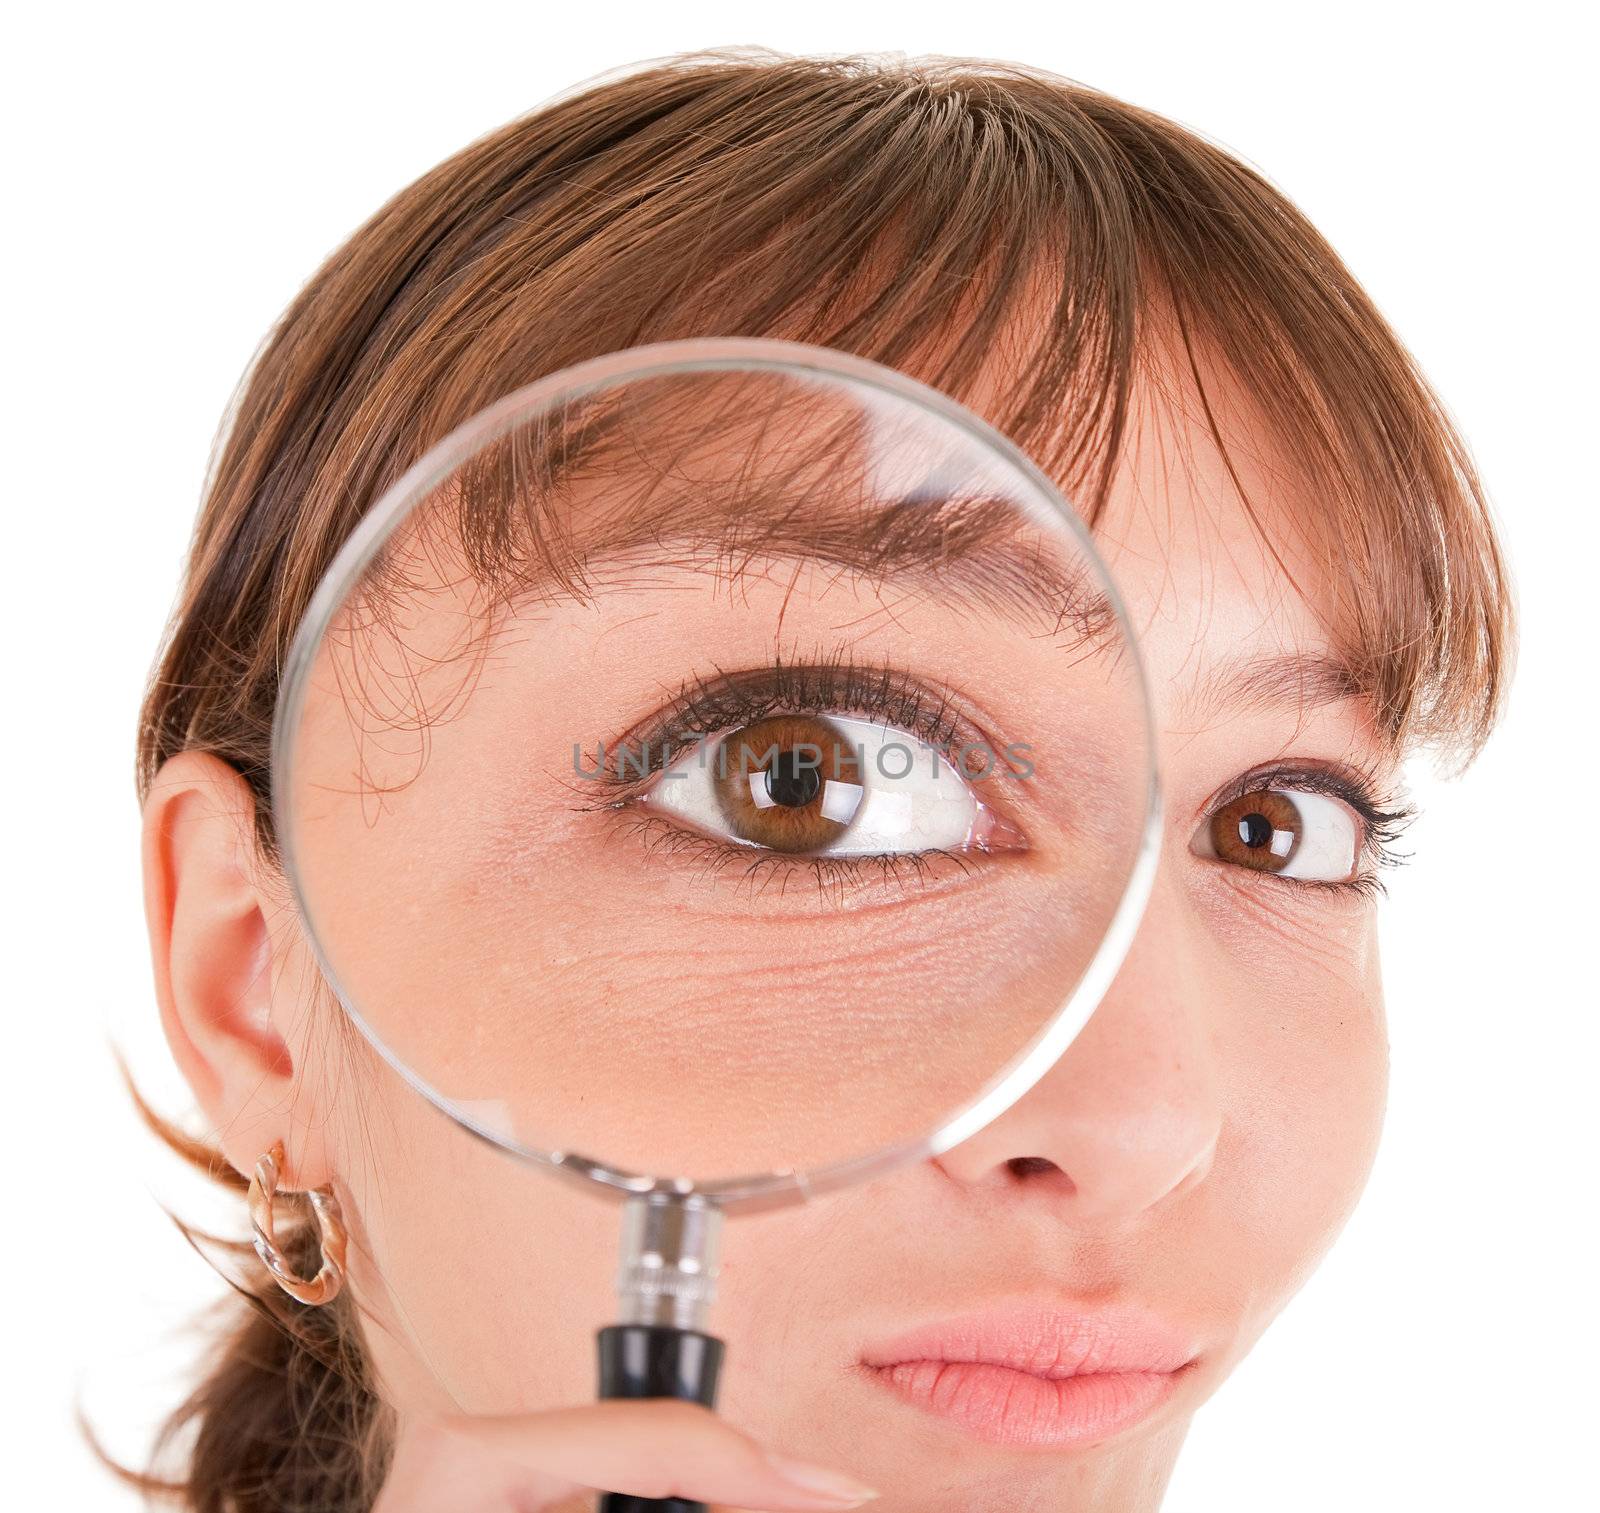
[466,474,1374,727]
[1181,650,1371,729]
[499,483,1121,643]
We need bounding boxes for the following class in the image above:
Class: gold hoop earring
[248,1140,348,1306]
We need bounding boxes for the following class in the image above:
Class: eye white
[1275,790,1360,880]
[643,714,983,855]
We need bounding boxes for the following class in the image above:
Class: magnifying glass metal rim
[270,334,1163,1215]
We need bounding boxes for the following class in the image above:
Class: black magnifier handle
[596,1323,726,1513]
[595,1195,726,1513]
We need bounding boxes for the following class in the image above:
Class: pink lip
[858,1304,1198,1449]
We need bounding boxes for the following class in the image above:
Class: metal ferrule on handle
[597,1195,726,1513]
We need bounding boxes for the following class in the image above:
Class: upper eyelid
[1197,759,1403,819]
[599,659,1004,774]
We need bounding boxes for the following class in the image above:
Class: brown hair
[123,45,1514,1510]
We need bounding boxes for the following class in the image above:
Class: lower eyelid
[600,808,984,894]
[1197,847,1385,907]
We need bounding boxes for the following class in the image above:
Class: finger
[427,1398,878,1511]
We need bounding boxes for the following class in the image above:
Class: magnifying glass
[272,337,1159,1512]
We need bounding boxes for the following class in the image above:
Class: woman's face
[247,349,1393,1510]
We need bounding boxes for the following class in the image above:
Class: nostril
[1006,1155,1072,1188]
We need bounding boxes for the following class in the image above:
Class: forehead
[1096,354,1332,661]
[953,273,1356,706]
[927,266,1346,702]
[1011,334,1383,758]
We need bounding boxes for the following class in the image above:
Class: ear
[141,749,333,1190]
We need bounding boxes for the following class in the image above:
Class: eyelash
[1204,759,1418,899]
[578,645,984,794]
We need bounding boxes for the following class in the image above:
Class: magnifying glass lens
[274,340,1156,1195]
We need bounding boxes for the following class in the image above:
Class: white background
[5,4,1594,1507]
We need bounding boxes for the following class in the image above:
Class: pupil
[1237,811,1273,849]
[765,751,822,809]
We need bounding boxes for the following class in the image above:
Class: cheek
[330,1058,624,1416]
[300,875,1391,1429]
[1201,873,1388,1329]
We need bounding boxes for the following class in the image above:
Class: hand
[371,1396,880,1512]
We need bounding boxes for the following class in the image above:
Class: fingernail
[762,1449,880,1505]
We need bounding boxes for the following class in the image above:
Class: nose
[934,875,1222,1225]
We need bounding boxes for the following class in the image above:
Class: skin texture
[143,336,1393,1512]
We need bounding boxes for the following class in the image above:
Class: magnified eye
[1191,788,1359,883]
[639,713,1026,858]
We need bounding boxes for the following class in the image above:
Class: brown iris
[712,714,863,853]
[1209,789,1302,872]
